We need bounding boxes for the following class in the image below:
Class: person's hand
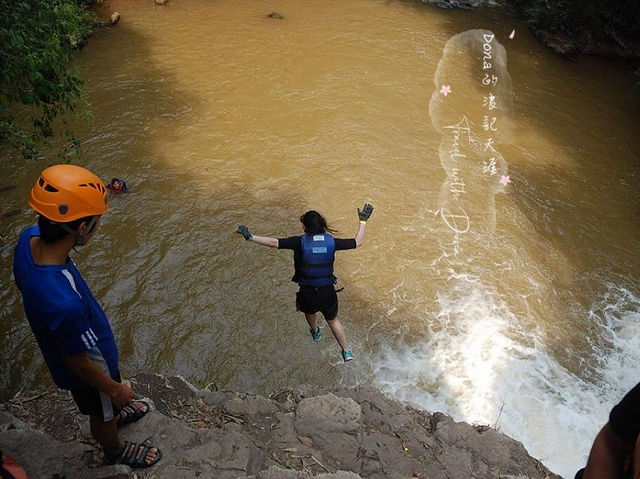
[358,203,374,222]
[110,382,135,408]
[236,224,253,241]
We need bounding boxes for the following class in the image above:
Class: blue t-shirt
[13,225,119,390]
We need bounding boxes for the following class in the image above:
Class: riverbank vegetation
[0,0,95,159]
[509,0,640,58]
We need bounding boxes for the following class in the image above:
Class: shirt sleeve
[334,238,357,250]
[51,301,97,356]
[278,236,300,250]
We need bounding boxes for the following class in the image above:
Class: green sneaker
[342,350,354,362]
[310,327,322,342]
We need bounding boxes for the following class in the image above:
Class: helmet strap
[59,215,99,247]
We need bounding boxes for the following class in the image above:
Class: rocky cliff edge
[0,373,562,479]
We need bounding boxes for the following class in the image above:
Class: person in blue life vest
[12,165,162,469]
[236,204,374,362]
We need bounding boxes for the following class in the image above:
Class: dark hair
[110,178,120,185]
[299,210,336,235]
[37,214,97,244]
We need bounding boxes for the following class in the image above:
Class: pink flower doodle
[440,85,451,96]
[500,175,510,186]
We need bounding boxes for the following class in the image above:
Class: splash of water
[368,274,640,478]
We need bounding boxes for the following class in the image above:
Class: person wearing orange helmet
[12,164,162,469]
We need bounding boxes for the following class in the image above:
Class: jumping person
[12,165,162,468]
[236,204,374,362]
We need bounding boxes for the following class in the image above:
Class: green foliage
[512,0,640,54]
[0,0,96,159]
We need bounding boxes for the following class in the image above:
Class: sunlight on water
[368,275,640,478]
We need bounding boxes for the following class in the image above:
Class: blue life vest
[294,233,336,287]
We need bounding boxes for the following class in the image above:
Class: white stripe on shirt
[89,329,98,342]
[61,270,82,298]
[81,333,90,349]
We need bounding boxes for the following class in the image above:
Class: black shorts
[70,370,122,422]
[609,381,640,443]
[296,285,338,320]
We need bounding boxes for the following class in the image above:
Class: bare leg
[90,415,121,455]
[304,313,319,333]
[326,318,348,352]
[90,415,159,464]
[584,423,632,479]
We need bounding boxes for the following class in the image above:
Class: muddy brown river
[1,1,639,476]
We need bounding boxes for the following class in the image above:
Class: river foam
[366,275,640,478]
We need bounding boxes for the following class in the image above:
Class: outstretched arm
[355,222,366,247]
[250,235,278,248]
[236,225,278,248]
[355,203,374,247]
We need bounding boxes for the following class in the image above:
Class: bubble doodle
[429,30,513,257]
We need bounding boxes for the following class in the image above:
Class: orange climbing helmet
[28,164,108,222]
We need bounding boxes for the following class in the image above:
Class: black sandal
[107,441,162,468]
[117,400,149,426]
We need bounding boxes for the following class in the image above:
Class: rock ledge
[0,374,561,478]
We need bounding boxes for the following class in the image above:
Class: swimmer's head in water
[300,210,336,235]
[110,178,122,190]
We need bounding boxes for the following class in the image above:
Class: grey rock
[223,421,244,433]
[317,472,362,479]
[117,410,263,477]
[258,466,310,478]
[361,432,422,477]
[155,0,169,5]
[423,0,473,9]
[316,432,360,470]
[79,415,91,439]
[170,375,200,396]
[0,375,562,479]
[295,393,361,435]
[433,418,476,445]
[0,426,91,479]
[432,411,454,429]
[0,409,30,432]
[272,412,299,448]
[357,386,412,432]
[267,12,284,19]
[110,12,120,25]
[69,465,133,479]
[196,390,230,405]
[434,446,479,478]
[225,396,279,417]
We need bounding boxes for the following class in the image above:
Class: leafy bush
[511,0,640,55]
[0,0,96,159]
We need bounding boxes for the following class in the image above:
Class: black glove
[358,203,374,222]
[236,224,253,241]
